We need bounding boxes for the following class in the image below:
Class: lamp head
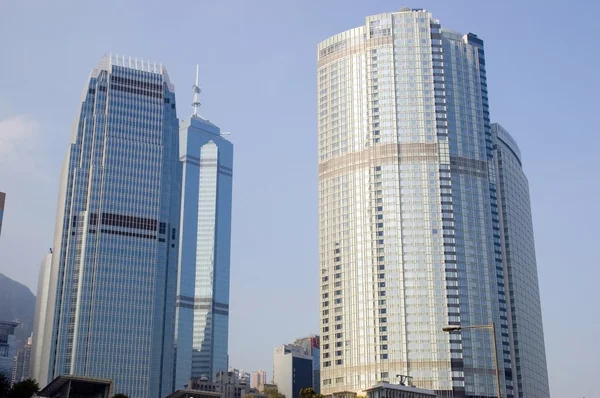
[442,326,462,332]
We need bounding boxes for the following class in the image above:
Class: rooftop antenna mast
[192,64,201,117]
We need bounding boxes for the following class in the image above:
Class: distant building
[0,192,5,237]
[37,375,113,398]
[229,368,250,385]
[30,251,52,384]
[262,384,277,392]
[251,370,267,391]
[189,370,259,398]
[11,334,32,383]
[0,321,18,378]
[273,344,313,398]
[293,336,320,394]
[364,382,436,398]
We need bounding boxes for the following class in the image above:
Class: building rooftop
[363,382,436,397]
[92,53,174,91]
[38,375,113,398]
[166,390,222,398]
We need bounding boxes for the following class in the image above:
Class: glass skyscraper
[34,54,181,398]
[174,110,233,387]
[317,8,548,398]
[492,124,550,398]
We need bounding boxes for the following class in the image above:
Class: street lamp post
[442,322,501,398]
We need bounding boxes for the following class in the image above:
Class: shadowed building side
[492,123,550,398]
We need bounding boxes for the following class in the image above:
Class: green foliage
[6,379,39,398]
[0,374,11,398]
[299,387,323,398]
[264,385,285,398]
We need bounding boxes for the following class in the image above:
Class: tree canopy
[299,387,323,398]
[0,374,10,398]
[264,385,285,398]
[5,378,39,398]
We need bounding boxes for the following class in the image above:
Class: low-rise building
[273,344,313,398]
[11,334,32,384]
[37,375,113,398]
[293,336,320,394]
[189,371,265,398]
[364,382,436,398]
[229,368,251,386]
[251,370,267,391]
[0,321,18,378]
[166,390,222,398]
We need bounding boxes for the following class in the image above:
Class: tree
[112,394,129,398]
[0,374,10,398]
[264,385,285,398]
[6,379,39,398]
[299,388,323,398]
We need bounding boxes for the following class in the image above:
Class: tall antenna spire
[192,64,201,117]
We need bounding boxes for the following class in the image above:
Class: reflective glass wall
[37,55,181,398]
[174,116,233,387]
[493,124,550,398]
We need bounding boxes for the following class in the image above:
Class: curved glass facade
[37,55,181,398]
[316,9,541,398]
[493,123,550,398]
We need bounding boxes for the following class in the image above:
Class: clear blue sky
[1,0,598,396]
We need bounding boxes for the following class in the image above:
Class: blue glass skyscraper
[173,75,233,388]
[34,55,181,398]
